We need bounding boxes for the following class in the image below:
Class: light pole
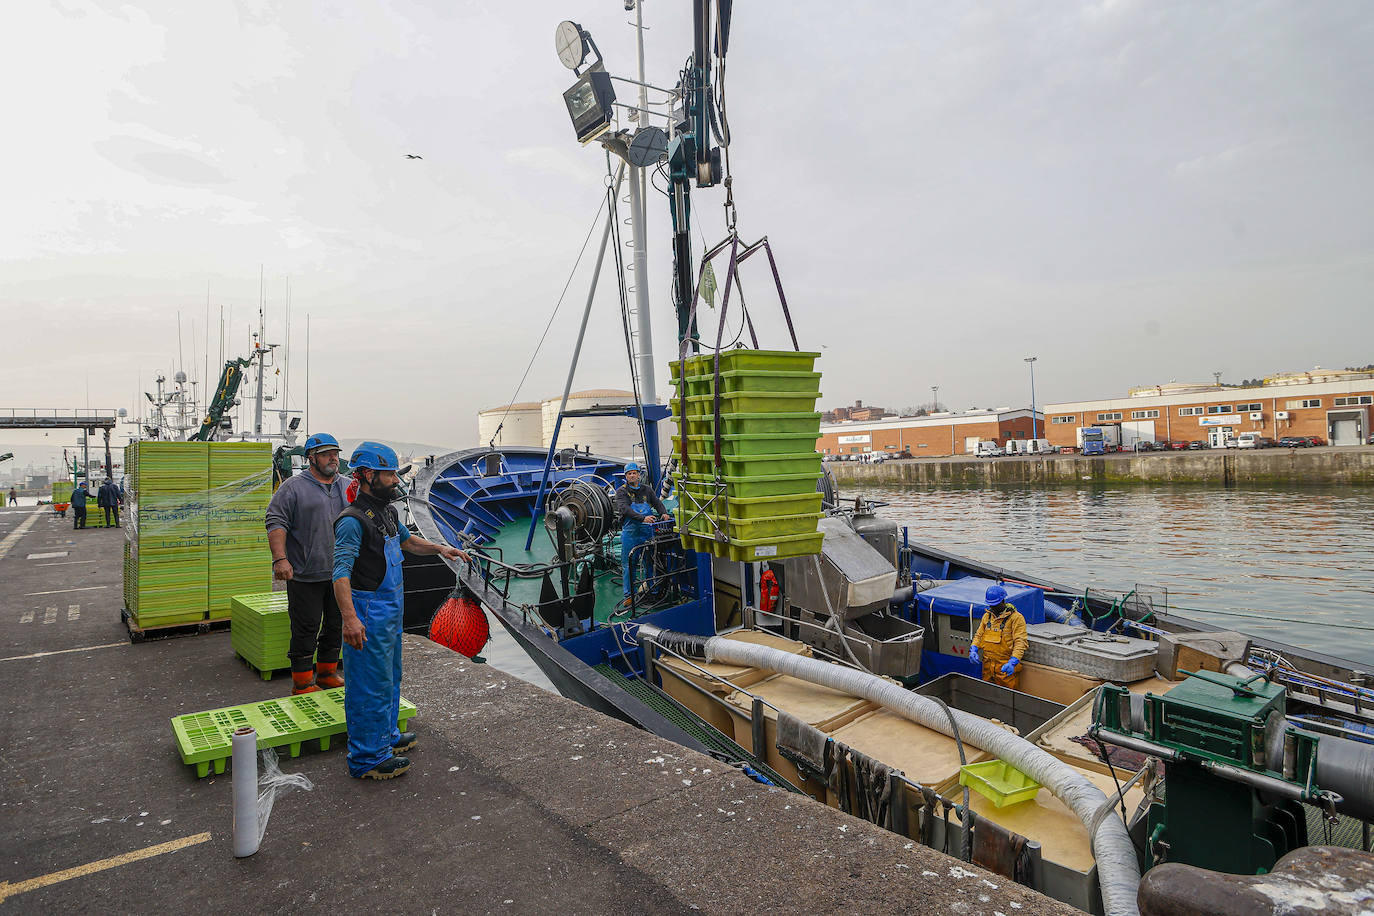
[1024,357,1038,439]
[931,385,939,412]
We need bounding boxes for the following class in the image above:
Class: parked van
[1023,438,1053,455]
[1236,433,1258,449]
[974,440,1004,458]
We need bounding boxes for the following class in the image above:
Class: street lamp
[1024,357,1038,439]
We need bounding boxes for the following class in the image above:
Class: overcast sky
[3,0,1372,455]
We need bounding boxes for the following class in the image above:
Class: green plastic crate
[679,470,824,499]
[674,487,822,520]
[676,508,821,541]
[683,451,823,479]
[959,760,1042,808]
[680,529,825,562]
[676,390,822,417]
[669,349,820,380]
[673,369,822,398]
[678,411,822,439]
[674,432,822,457]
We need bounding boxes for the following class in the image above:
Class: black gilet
[337,492,400,591]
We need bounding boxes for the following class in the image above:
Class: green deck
[485,518,628,623]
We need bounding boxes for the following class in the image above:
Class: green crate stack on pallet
[207,442,273,619]
[230,592,292,677]
[125,441,212,627]
[669,349,826,561]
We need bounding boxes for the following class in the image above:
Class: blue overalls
[342,529,405,777]
[621,496,656,598]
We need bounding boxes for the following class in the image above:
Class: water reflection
[847,482,1374,668]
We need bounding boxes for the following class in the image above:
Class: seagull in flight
[405,154,423,160]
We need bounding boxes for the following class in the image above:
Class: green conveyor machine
[669,349,825,561]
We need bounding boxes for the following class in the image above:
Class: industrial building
[476,389,670,460]
[817,409,1041,458]
[1043,369,1374,450]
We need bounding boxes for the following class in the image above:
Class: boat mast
[627,0,656,405]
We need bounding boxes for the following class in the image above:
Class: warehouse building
[1043,369,1374,450]
[818,409,1041,458]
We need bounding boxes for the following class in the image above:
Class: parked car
[1304,436,1326,447]
[1169,440,1189,450]
[1236,433,1258,449]
[1256,437,1277,448]
[1132,441,1155,452]
[1278,436,1308,448]
[1188,440,1207,450]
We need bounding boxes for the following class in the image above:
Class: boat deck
[483,518,628,622]
[0,505,1070,914]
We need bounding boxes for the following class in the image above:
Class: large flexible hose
[640,625,1142,916]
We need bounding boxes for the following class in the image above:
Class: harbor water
[846,482,1374,669]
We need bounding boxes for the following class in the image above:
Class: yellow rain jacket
[972,602,1029,690]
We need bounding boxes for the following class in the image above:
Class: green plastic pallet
[171,687,418,777]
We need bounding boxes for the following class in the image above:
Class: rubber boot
[315,661,344,690]
[291,670,320,695]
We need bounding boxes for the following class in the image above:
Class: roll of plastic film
[231,726,259,857]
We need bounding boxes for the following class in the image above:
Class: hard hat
[349,441,409,475]
[303,432,340,455]
[985,584,1008,605]
[624,461,641,473]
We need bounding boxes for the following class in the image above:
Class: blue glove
[1000,656,1020,676]
[968,646,980,665]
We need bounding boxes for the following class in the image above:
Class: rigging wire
[486,192,610,447]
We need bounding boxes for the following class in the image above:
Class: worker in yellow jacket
[969,584,1029,690]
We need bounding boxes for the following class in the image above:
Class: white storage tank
[477,401,543,448]
[540,389,673,461]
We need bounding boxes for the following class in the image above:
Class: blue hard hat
[350,441,406,473]
[985,584,1008,605]
[303,432,340,454]
[624,461,641,472]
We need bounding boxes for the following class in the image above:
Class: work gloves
[968,646,981,665]
[1000,657,1020,676]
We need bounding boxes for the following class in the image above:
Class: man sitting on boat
[614,461,669,603]
[969,584,1029,690]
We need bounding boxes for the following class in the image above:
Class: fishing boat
[405,6,1374,915]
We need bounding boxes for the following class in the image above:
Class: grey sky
[3,0,1371,455]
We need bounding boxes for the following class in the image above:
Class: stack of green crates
[208,443,274,618]
[230,592,293,677]
[123,441,273,628]
[669,349,825,560]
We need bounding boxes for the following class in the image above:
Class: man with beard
[265,433,351,695]
[333,441,468,779]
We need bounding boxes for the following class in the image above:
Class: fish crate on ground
[230,591,294,678]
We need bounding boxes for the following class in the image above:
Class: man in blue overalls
[613,461,668,604]
[333,441,469,780]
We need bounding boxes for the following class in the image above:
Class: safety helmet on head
[303,432,340,455]
[624,461,641,473]
[985,584,1008,606]
[349,441,409,475]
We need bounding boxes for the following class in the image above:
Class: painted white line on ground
[68,604,80,621]
[26,551,69,560]
[19,610,34,624]
[0,509,43,561]
[43,607,57,625]
[0,641,128,662]
[32,560,97,567]
[23,585,108,596]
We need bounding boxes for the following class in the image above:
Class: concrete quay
[0,505,1071,915]
[828,445,1374,487]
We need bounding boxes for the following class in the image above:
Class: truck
[973,440,1004,458]
[1078,425,1120,456]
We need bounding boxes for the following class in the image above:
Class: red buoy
[429,595,490,658]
